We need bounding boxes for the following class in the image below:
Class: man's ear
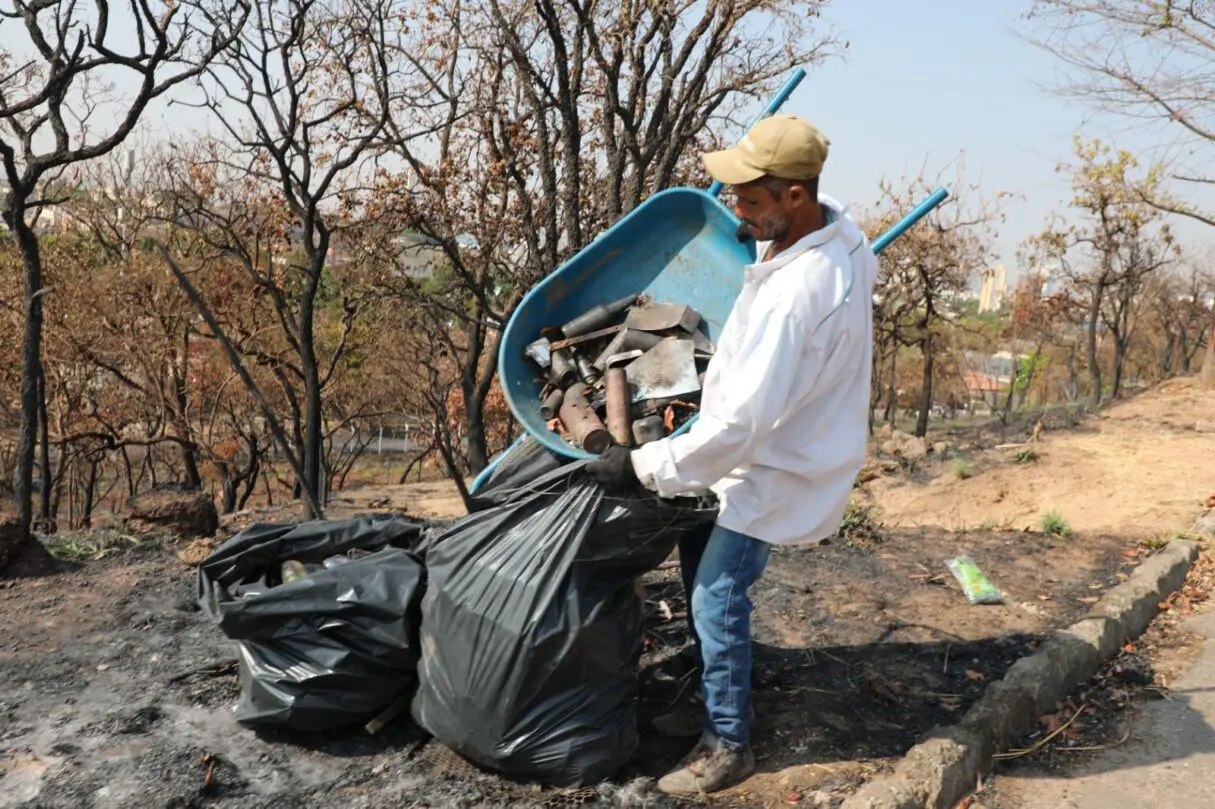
[787,182,810,207]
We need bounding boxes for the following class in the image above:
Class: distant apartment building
[978,264,1007,313]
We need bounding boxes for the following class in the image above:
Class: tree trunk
[1000,355,1019,422]
[1201,310,1215,390]
[1065,345,1078,401]
[1086,286,1103,406]
[884,349,898,424]
[1111,337,1127,398]
[82,458,99,529]
[218,462,237,514]
[1161,329,1176,379]
[298,289,325,518]
[0,215,53,572]
[465,398,489,474]
[915,334,934,438]
[171,350,202,487]
[238,442,261,511]
[37,366,52,529]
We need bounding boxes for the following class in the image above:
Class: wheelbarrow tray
[499,187,754,460]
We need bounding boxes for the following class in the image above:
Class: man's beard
[747,211,792,243]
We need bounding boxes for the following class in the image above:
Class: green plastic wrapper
[946,554,1004,605]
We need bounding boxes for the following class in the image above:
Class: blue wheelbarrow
[474,71,948,493]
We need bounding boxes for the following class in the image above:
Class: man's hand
[585,445,638,492]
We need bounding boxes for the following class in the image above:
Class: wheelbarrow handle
[871,187,949,254]
[707,67,807,199]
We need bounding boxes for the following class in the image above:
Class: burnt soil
[1,525,1148,809]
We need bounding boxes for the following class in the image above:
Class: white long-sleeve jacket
[630,194,877,546]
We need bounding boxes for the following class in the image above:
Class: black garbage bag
[197,515,428,731]
[466,434,567,513]
[412,455,716,786]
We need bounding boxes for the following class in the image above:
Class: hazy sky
[782,1,1215,279]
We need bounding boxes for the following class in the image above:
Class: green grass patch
[836,500,885,549]
[1040,511,1071,538]
[42,530,153,562]
[951,459,975,480]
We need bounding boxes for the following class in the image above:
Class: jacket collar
[747,194,847,283]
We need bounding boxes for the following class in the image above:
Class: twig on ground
[992,702,1088,760]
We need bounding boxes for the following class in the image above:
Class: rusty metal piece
[560,386,611,453]
[624,303,701,334]
[632,415,665,445]
[604,367,632,446]
[561,294,638,338]
[593,328,665,370]
[575,352,600,384]
[549,324,625,352]
[549,348,578,388]
[539,387,565,420]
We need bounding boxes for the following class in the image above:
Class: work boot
[656,732,756,795]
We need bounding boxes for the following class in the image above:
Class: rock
[125,486,218,538]
[902,435,928,460]
[1194,509,1215,537]
[880,440,898,456]
[1111,651,1153,686]
[857,462,883,483]
[933,441,949,455]
[176,537,219,566]
[878,424,893,439]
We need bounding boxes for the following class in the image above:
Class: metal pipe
[707,67,807,199]
[604,367,631,446]
[871,187,950,254]
[549,348,578,388]
[539,388,565,420]
[560,387,611,454]
[561,295,638,339]
[575,352,600,385]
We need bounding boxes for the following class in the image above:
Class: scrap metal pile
[523,295,715,451]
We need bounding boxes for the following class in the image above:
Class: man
[586,114,879,795]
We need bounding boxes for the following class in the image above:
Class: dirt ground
[2,379,1211,808]
[859,379,1215,539]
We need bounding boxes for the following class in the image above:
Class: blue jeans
[678,523,771,748]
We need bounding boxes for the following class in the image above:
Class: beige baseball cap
[702,114,830,185]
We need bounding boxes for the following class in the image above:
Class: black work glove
[585,444,639,492]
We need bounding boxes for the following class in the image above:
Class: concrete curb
[840,539,1201,809]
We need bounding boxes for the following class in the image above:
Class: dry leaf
[940,699,962,712]
[1120,549,1140,558]
[1039,713,1061,733]
[784,792,802,805]
[965,669,987,682]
